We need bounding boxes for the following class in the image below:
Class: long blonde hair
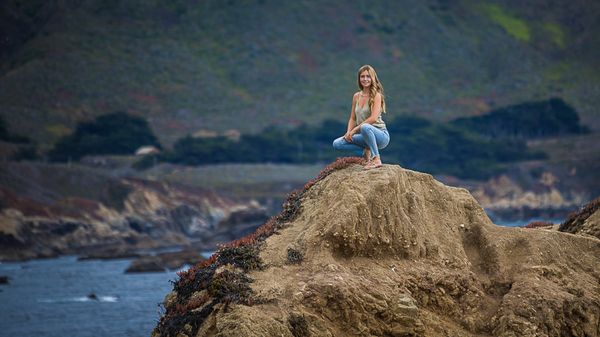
[357,64,386,113]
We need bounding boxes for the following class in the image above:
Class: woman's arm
[344,93,359,142]
[347,93,358,133]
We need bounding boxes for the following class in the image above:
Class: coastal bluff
[153,160,600,337]
[0,162,267,261]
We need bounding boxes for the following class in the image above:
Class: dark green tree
[450,98,588,139]
[48,111,161,161]
[136,105,555,180]
[0,116,31,143]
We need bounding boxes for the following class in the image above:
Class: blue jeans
[332,124,390,159]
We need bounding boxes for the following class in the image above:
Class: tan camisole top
[355,95,386,129]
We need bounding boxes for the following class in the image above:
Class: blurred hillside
[1,0,599,149]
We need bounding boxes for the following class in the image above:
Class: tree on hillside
[48,112,161,162]
[0,116,9,141]
[0,116,31,143]
[385,116,546,179]
[450,98,589,139]
[137,114,545,180]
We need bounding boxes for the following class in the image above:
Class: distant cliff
[153,159,600,337]
[0,162,267,261]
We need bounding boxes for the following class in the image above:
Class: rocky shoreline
[0,162,268,262]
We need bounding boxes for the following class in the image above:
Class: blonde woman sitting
[333,64,390,169]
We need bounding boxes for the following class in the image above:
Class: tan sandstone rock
[156,163,600,337]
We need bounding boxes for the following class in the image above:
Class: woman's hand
[344,124,362,142]
[344,130,354,142]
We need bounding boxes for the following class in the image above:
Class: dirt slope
[156,163,600,337]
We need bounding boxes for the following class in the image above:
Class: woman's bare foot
[363,148,371,164]
[364,156,382,170]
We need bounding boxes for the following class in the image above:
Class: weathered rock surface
[0,162,267,261]
[157,164,600,337]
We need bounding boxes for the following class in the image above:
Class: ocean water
[494,218,564,227]
[0,256,178,337]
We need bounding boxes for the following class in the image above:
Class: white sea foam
[99,295,118,302]
[37,297,89,303]
[37,295,119,303]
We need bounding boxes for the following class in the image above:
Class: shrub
[148,99,569,180]
[524,221,554,229]
[48,111,161,161]
[450,98,588,139]
[10,145,38,161]
[217,244,263,272]
[0,116,31,144]
[288,313,309,337]
[386,116,545,179]
[287,247,304,264]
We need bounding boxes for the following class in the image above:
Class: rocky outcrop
[0,162,267,261]
[125,250,206,273]
[470,172,589,221]
[559,197,600,240]
[154,161,600,337]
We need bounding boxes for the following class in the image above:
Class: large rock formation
[153,161,600,337]
[0,162,267,261]
[125,250,206,273]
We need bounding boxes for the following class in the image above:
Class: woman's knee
[378,134,390,149]
[359,123,376,135]
[332,137,344,150]
[378,140,390,149]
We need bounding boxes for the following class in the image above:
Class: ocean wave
[37,295,119,303]
[99,295,118,302]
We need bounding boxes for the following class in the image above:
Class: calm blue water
[0,256,178,337]
[494,218,564,227]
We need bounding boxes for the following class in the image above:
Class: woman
[332,65,390,169]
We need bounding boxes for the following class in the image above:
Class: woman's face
[359,70,372,89]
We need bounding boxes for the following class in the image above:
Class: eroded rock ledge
[154,161,600,337]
